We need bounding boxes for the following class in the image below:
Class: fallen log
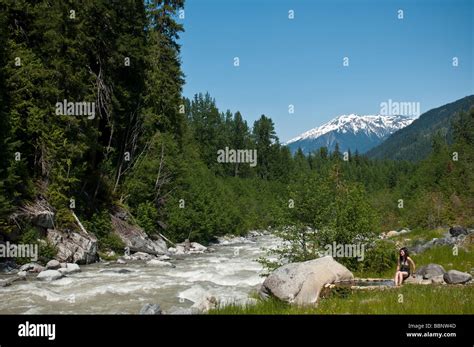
[159,233,176,247]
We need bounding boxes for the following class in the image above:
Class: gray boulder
[130,252,152,261]
[111,212,168,255]
[37,269,64,281]
[57,263,81,275]
[32,211,55,229]
[260,256,353,306]
[449,226,468,237]
[443,270,472,284]
[139,303,162,315]
[47,229,98,264]
[46,259,61,270]
[416,264,446,279]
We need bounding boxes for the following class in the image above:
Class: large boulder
[443,270,472,284]
[173,241,207,254]
[46,259,61,270]
[47,229,98,264]
[111,213,167,255]
[260,256,353,306]
[416,264,446,279]
[37,270,63,281]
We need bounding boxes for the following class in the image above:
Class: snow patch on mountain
[286,114,414,145]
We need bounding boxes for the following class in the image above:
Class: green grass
[212,232,473,315]
[353,243,473,279]
[210,285,474,315]
[414,244,473,273]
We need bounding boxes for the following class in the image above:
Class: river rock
[158,255,171,261]
[37,269,64,281]
[19,262,45,273]
[47,229,98,264]
[130,252,152,261]
[146,259,175,268]
[46,259,61,270]
[172,242,207,255]
[416,264,446,279]
[57,263,81,275]
[260,255,354,306]
[139,303,162,315]
[449,226,468,237]
[116,258,127,264]
[190,242,207,253]
[443,270,472,284]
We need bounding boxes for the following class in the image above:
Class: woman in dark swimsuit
[394,247,416,286]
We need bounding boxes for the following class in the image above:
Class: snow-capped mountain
[286,114,414,155]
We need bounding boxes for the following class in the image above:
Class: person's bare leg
[398,272,404,286]
[394,271,400,286]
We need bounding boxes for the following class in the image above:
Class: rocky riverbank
[0,231,279,314]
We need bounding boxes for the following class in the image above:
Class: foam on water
[0,234,280,314]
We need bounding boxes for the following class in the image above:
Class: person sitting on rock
[394,247,415,286]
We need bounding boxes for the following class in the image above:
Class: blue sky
[178,0,473,142]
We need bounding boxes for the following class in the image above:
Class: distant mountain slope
[367,95,474,161]
[286,114,413,155]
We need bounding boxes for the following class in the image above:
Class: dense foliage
[0,1,472,263]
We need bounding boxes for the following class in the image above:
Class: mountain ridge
[367,95,474,161]
[286,114,413,155]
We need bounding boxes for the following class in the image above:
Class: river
[0,234,280,314]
